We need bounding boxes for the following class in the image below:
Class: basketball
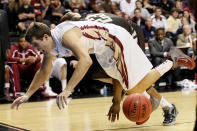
[122,93,152,122]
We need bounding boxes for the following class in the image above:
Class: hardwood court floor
[0,91,196,131]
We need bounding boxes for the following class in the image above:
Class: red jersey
[7,43,41,64]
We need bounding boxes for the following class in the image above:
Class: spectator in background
[131,0,151,19]
[151,7,167,30]
[98,0,114,13]
[51,0,65,24]
[175,16,190,37]
[143,0,156,14]
[41,0,53,22]
[69,0,86,13]
[166,8,181,34]
[89,0,104,13]
[17,0,35,33]
[148,28,174,66]
[176,24,197,47]
[8,0,20,32]
[166,8,181,43]
[120,0,136,16]
[175,0,184,13]
[35,10,51,27]
[6,35,41,99]
[141,18,156,42]
[156,0,174,17]
[30,0,45,12]
[183,9,196,32]
[131,8,145,27]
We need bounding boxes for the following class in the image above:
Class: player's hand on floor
[11,95,29,110]
[107,102,120,122]
[56,90,72,110]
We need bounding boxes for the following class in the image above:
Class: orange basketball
[122,93,151,122]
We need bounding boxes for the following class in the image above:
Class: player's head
[156,28,165,41]
[18,34,29,50]
[25,22,52,51]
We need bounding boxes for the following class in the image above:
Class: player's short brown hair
[25,22,51,42]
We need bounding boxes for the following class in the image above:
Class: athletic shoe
[43,89,57,98]
[168,47,195,70]
[163,104,179,126]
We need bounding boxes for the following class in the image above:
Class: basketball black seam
[138,95,141,121]
[127,95,134,119]
[144,96,149,119]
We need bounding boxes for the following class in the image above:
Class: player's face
[19,37,28,50]
[31,36,49,51]
[157,30,165,41]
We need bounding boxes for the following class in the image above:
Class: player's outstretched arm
[56,27,92,110]
[11,53,54,110]
[107,79,122,122]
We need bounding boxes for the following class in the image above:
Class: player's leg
[4,65,12,100]
[146,87,178,126]
[10,63,21,99]
[60,62,67,91]
[126,60,173,94]
[45,58,67,96]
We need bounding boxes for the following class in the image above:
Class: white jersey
[50,21,153,90]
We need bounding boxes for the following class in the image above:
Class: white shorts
[92,25,153,90]
[50,58,67,80]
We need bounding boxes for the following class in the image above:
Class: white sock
[45,80,51,91]
[4,83,10,88]
[155,60,173,76]
[160,96,173,108]
[143,91,150,99]
[61,79,67,91]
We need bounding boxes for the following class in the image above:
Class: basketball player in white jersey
[11,20,195,125]
[60,12,190,125]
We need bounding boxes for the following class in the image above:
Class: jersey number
[85,14,113,23]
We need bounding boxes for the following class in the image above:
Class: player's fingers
[56,96,61,110]
[16,102,21,110]
[117,113,119,120]
[63,96,67,105]
[108,114,111,121]
[11,98,22,109]
[60,96,65,109]
[111,114,116,122]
